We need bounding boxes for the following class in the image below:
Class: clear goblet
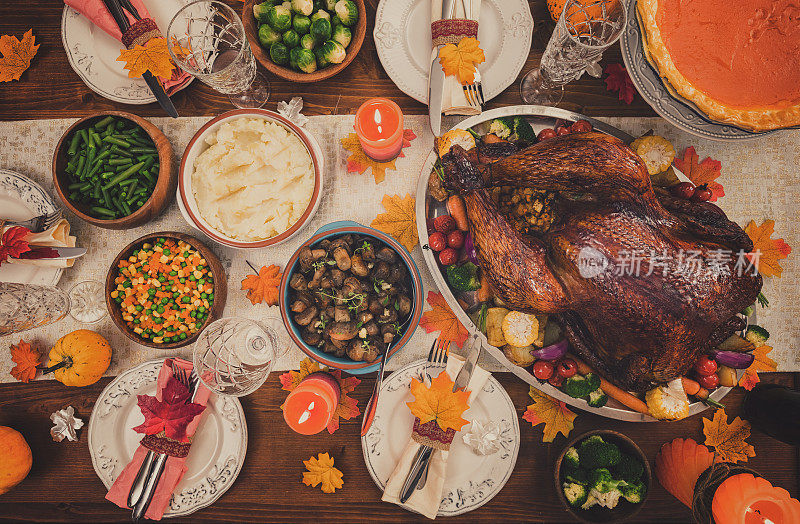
[520,0,626,105]
[167,0,270,108]
[0,282,69,336]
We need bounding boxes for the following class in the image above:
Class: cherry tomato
[428,232,447,252]
[532,360,555,380]
[438,247,458,266]
[570,119,593,133]
[692,184,713,203]
[694,355,718,376]
[698,373,719,390]
[537,128,557,141]
[556,125,571,136]
[671,181,696,200]
[433,215,456,234]
[447,230,465,249]
[548,373,565,387]
[557,358,578,378]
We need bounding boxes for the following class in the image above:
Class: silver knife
[453,333,481,393]
[428,0,458,136]
[45,247,87,260]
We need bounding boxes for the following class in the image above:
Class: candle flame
[298,401,315,425]
[374,109,383,135]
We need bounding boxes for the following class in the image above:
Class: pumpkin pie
[638,0,800,131]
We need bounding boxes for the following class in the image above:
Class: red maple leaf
[604,63,635,105]
[327,369,361,434]
[0,226,31,263]
[133,377,206,441]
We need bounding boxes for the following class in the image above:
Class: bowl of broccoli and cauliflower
[243,0,366,82]
[555,430,651,523]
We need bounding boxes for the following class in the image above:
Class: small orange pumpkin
[0,426,33,495]
[43,330,112,387]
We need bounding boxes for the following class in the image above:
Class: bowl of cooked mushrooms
[279,221,424,374]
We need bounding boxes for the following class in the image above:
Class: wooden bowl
[52,111,175,230]
[243,0,366,83]
[105,231,227,349]
[554,430,652,523]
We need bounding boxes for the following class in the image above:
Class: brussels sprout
[314,47,330,68]
[281,1,292,9]
[291,0,313,15]
[310,9,331,22]
[300,34,316,50]
[325,0,337,9]
[282,29,300,48]
[332,24,351,47]
[253,1,274,22]
[331,14,343,26]
[296,48,317,73]
[269,42,290,65]
[313,0,326,10]
[334,0,358,26]
[293,14,311,34]
[310,17,332,42]
[289,46,303,70]
[266,4,292,31]
[320,39,346,64]
[258,24,282,47]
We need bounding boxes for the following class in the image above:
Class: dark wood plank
[0,372,796,522]
[0,0,655,120]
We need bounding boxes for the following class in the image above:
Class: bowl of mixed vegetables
[105,232,227,349]
[555,430,651,523]
[243,0,366,82]
[52,111,175,229]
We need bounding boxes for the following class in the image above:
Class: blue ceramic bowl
[279,221,423,374]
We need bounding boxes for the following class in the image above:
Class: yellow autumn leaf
[438,37,485,85]
[117,37,176,79]
[407,371,470,432]
[744,219,792,277]
[279,357,325,391]
[702,408,756,463]
[0,29,39,82]
[738,345,777,390]
[370,194,418,253]
[302,452,344,493]
[522,386,577,442]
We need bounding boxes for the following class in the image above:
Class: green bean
[109,157,133,166]
[101,186,112,207]
[93,116,115,130]
[130,146,157,154]
[120,199,132,216]
[102,136,131,148]
[91,206,116,218]
[110,196,126,214]
[78,129,89,147]
[111,145,134,158]
[67,181,86,190]
[75,155,86,176]
[103,162,145,190]
[67,133,81,156]
[68,191,80,201]
[141,170,155,185]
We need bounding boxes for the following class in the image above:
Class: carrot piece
[681,376,701,396]
[446,195,469,231]
[572,356,650,415]
[477,271,492,303]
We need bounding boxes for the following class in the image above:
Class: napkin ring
[431,19,478,46]
[140,434,192,458]
[411,418,456,451]
[122,17,161,49]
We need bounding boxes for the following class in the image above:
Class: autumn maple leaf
[340,129,416,183]
[744,220,792,278]
[418,291,469,348]
[673,147,725,201]
[439,37,485,85]
[0,226,31,264]
[302,452,344,493]
[370,194,418,252]
[0,29,39,82]
[702,408,755,463]
[9,339,40,383]
[522,386,577,442]
[241,264,282,306]
[738,345,777,390]
[604,63,635,105]
[407,371,470,432]
[133,377,206,441]
[117,37,176,79]
[280,358,325,391]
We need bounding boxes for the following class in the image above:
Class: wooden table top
[0,1,797,523]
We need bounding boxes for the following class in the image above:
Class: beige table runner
[0,115,797,382]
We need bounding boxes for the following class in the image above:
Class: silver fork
[461,0,485,109]
[4,210,63,233]
[415,337,449,492]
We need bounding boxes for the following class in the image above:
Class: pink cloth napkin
[105,358,211,520]
[64,0,191,94]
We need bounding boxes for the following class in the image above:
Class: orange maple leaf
[370,194,418,252]
[10,339,40,383]
[702,408,755,463]
[418,291,469,348]
[241,264,282,305]
[117,37,176,79]
[744,220,792,278]
[522,386,576,442]
[407,371,470,432]
[673,146,724,202]
[0,29,39,82]
[340,129,416,183]
[738,345,777,390]
[438,37,485,85]
[279,357,325,391]
[302,452,344,493]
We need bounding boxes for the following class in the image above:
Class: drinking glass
[0,283,69,336]
[168,0,270,108]
[193,317,278,396]
[520,0,626,105]
[68,280,107,324]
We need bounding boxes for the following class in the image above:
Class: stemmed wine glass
[168,0,270,108]
[520,0,627,105]
[0,283,70,336]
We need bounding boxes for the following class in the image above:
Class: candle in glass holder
[354,98,404,161]
[282,372,341,435]
[711,473,800,524]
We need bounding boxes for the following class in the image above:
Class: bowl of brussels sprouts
[244,0,366,82]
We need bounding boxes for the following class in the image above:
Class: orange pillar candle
[282,372,341,435]
[354,98,404,161]
[711,473,800,524]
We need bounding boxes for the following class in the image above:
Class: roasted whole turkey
[438,132,762,391]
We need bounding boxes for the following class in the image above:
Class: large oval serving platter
[415,105,735,422]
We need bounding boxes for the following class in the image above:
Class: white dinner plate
[88,359,247,518]
[61,0,194,104]
[362,359,520,517]
[0,169,62,286]
[374,0,533,104]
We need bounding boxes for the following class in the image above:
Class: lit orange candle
[712,473,800,524]
[354,98,404,161]
[282,372,341,435]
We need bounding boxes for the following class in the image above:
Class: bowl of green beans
[52,111,176,229]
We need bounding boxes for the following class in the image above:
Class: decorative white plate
[61,0,194,104]
[88,359,247,518]
[361,359,520,517]
[0,169,62,286]
[374,0,533,104]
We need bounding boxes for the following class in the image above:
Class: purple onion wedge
[710,350,755,369]
[531,339,569,361]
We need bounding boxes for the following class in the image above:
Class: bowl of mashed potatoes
[178,109,323,248]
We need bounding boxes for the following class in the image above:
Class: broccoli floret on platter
[587,388,608,407]
[563,482,588,507]
[612,454,644,483]
[579,438,622,469]
[564,446,580,469]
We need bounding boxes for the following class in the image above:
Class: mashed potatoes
[191,117,315,241]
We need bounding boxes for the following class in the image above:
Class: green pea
[135,305,143,312]
[182,296,191,304]
[158,275,166,282]
[198,306,206,313]
[201,292,207,299]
